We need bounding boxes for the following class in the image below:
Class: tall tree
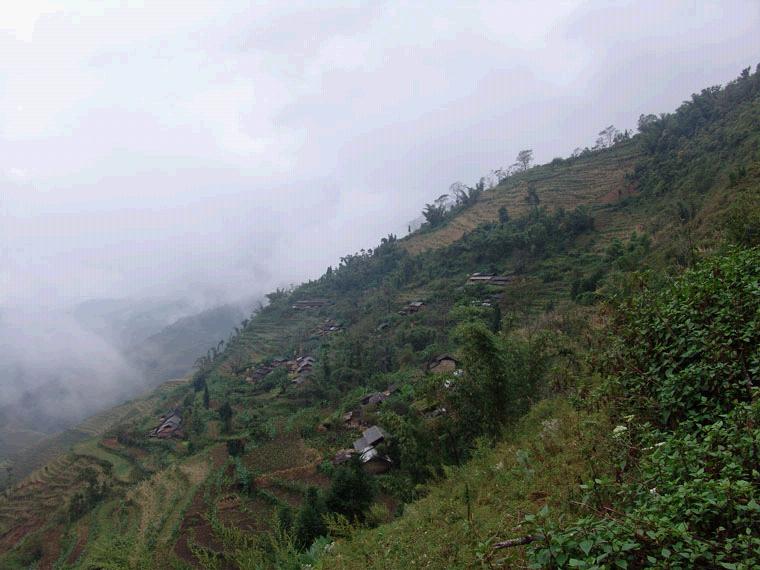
[515,149,533,171]
[218,401,233,433]
[295,487,327,548]
[596,125,618,148]
[491,303,502,333]
[498,206,510,225]
[422,202,447,227]
[325,458,375,521]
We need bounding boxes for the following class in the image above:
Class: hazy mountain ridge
[0,298,249,460]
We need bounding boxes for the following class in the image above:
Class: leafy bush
[529,401,759,569]
[613,247,759,427]
[528,248,760,569]
[325,459,376,521]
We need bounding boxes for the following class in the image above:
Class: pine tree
[491,303,502,333]
[218,401,233,433]
[295,487,327,548]
[325,459,375,521]
[203,385,210,409]
[498,206,509,225]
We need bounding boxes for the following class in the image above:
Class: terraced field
[0,378,192,561]
[6,382,183,485]
[403,143,641,255]
[224,308,323,367]
[246,434,322,482]
[0,452,107,547]
[72,439,134,482]
[5,430,91,489]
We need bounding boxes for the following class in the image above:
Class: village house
[359,384,398,407]
[247,356,291,383]
[290,355,315,385]
[488,274,516,285]
[425,406,448,419]
[313,318,344,336]
[291,298,330,310]
[295,356,315,375]
[398,300,426,316]
[361,392,386,406]
[342,409,365,429]
[466,272,515,286]
[359,446,392,474]
[351,425,392,474]
[353,425,388,452]
[428,354,461,374]
[150,409,183,438]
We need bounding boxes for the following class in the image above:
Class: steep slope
[0,65,758,569]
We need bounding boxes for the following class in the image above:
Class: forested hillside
[0,66,758,569]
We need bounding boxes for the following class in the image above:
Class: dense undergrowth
[527,249,760,570]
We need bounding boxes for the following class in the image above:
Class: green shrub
[529,248,760,569]
[613,247,759,427]
[528,401,760,569]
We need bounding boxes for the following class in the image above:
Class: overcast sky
[1,0,759,309]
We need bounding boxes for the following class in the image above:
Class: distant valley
[0,297,250,461]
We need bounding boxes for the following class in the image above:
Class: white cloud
[0,0,757,307]
[4,168,30,183]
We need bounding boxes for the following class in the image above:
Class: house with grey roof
[352,425,388,452]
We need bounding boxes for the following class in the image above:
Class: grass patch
[322,398,613,569]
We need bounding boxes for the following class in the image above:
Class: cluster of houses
[467,272,515,286]
[312,318,343,337]
[290,355,315,385]
[291,298,330,310]
[245,355,315,386]
[247,357,289,382]
[398,300,425,316]
[340,384,398,429]
[331,384,400,472]
[149,409,183,439]
[329,356,466,473]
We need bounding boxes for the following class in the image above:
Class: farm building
[291,299,330,310]
[467,272,495,283]
[352,425,388,452]
[150,410,183,438]
[359,446,392,474]
[398,300,426,315]
[466,273,515,286]
[314,319,344,336]
[428,354,461,374]
[351,425,392,474]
